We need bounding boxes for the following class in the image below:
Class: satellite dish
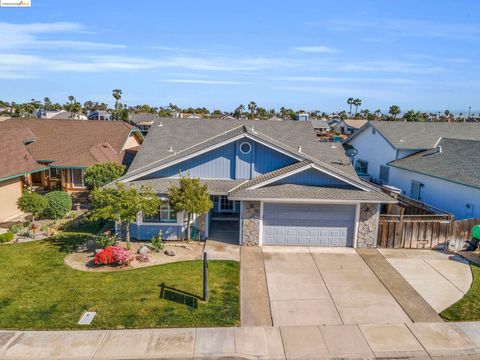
[345,148,358,158]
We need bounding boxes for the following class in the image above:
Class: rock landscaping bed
[64,241,205,272]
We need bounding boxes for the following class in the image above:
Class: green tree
[84,162,126,189]
[89,183,161,249]
[404,110,426,122]
[43,191,72,219]
[389,105,401,120]
[43,97,52,110]
[347,97,354,115]
[168,173,213,242]
[248,101,257,119]
[353,98,362,114]
[112,89,122,119]
[17,192,47,223]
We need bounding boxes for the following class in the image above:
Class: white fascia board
[227,197,392,204]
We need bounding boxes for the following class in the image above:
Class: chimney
[168,145,174,153]
[297,146,302,153]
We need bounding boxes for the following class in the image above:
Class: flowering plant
[136,253,149,262]
[93,245,131,266]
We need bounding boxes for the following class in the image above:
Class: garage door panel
[263,203,355,247]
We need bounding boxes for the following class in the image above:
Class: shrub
[0,232,14,243]
[17,192,47,222]
[84,162,126,189]
[18,229,33,238]
[93,245,131,266]
[95,231,118,249]
[151,231,164,252]
[43,191,72,219]
[9,223,25,234]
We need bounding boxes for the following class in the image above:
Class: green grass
[0,233,239,330]
[441,263,480,321]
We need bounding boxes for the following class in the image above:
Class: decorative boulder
[138,245,150,255]
[164,249,176,256]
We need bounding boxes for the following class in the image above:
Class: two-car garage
[262,203,355,247]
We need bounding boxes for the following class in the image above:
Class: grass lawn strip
[0,232,239,330]
[441,263,480,321]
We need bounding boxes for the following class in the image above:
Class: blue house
[117,118,394,247]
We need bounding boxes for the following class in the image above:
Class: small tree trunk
[125,221,131,249]
[186,213,191,242]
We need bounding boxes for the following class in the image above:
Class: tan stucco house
[0,118,143,222]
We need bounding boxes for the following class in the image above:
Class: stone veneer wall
[241,201,261,246]
[356,203,380,248]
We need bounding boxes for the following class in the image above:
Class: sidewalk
[1,322,480,359]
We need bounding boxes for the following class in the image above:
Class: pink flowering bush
[111,245,131,265]
[93,245,131,266]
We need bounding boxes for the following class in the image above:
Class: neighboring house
[117,118,394,247]
[310,119,330,135]
[295,112,309,121]
[129,113,158,134]
[388,138,480,220]
[37,109,87,120]
[0,128,47,222]
[0,118,143,193]
[172,112,201,119]
[335,119,368,135]
[344,122,480,219]
[88,110,111,121]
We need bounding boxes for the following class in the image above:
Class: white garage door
[262,203,355,246]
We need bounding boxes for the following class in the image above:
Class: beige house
[0,119,144,222]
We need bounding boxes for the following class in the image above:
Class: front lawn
[441,263,480,321]
[0,233,239,329]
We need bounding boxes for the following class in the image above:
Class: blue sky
[0,0,479,112]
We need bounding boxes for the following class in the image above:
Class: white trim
[239,141,252,154]
[228,197,394,204]
[353,203,360,248]
[259,201,264,246]
[70,168,85,189]
[239,201,243,245]
[120,133,304,183]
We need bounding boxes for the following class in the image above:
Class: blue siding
[141,139,298,181]
[235,139,253,179]
[273,168,353,187]
[253,143,297,176]
[130,223,185,240]
[144,142,236,179]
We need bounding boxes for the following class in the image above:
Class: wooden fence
[378,215,480,249]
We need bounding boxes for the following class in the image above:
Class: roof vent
[157,122,163,127]
[297,146,302,152]
[436,145,442,153]
[399,138,404,143]
[251,125,256,133]
[168,145,174,153]
[330,144,337,149]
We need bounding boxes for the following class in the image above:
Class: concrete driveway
[262,247,411,326]
[379,249,472,312]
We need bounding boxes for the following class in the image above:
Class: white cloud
[278,76,412,84]
[0,21,125,50]
[338,60,442,74]
[159,79,246,85]
[293,46,339,53]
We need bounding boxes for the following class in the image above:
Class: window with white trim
[49,168,61,180]
[143,203,177,223]
[71,168,85,188]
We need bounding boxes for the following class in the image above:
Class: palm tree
[43,97,52,110]
[353,98,362,114]
[112,89,122,119]
[389,105,401,120]
[248,101,257,119]
[347,97,354,115]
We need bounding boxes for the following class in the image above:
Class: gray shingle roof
[124,117,358,181]
[119,178,245,195]
[347,121,480,150]
[129,113,158,125]
[229,184,395,202]
[389,138,480,189]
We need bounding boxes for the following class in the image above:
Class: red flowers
[93,245,131,266]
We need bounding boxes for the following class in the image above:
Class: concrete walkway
[379,249,473,312]
[358,248,443,323]
[240,247,273,326]
[2,322,480,359]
